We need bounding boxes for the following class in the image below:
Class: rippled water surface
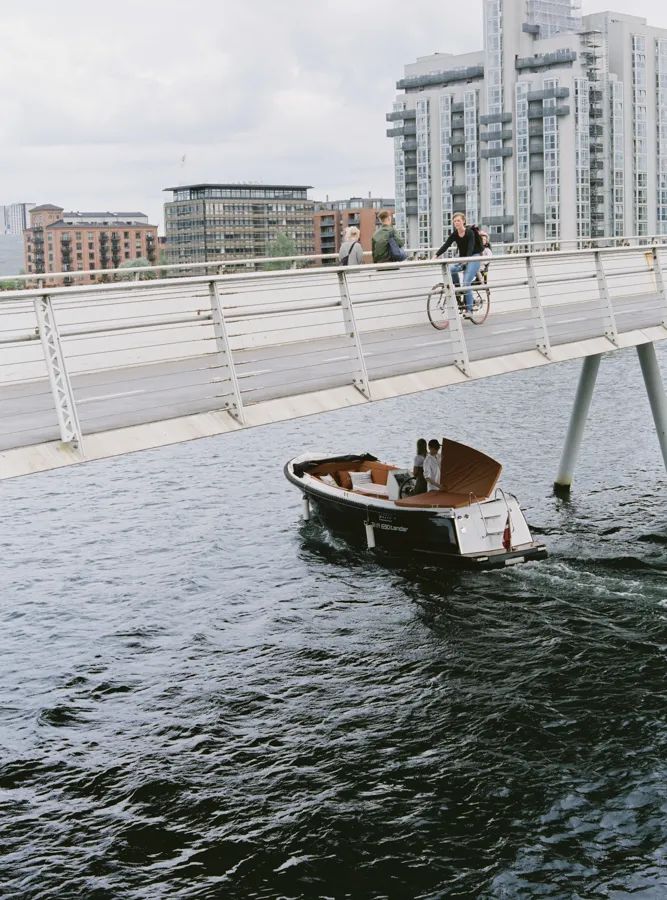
[1,346,666,899]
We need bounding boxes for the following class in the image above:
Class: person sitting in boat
[413,438,428,494]
[423,439,441,492]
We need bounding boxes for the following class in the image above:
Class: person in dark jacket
[433,212,481,315]
[372,209,405,263]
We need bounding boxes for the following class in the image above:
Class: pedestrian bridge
[1,245,666,480]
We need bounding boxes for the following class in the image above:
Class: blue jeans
[450,258,481,313]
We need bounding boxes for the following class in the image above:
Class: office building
[24,205,158,281]
[388,3,667,247]
[164,183,315,264]
[2,203,35,236]
[313,197,395,262]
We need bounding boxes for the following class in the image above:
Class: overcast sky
[2,0,666,229]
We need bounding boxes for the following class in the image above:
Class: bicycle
[427,268,491,329]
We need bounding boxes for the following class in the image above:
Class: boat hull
[286,459,547,570]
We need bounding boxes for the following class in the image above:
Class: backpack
[340,240,359,266]
[470,225,485,255]
[388,235,408,262]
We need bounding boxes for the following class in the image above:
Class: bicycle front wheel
[427,282,449,330]
[468,287,490,325]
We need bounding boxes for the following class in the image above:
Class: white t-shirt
[423,453,441,491]
[413,453,425,468]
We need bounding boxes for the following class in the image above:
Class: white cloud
[1,0,666,227]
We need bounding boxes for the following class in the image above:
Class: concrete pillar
[637,342,667,472]
[554,353,603,491]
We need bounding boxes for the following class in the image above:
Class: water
[1,346,666,899]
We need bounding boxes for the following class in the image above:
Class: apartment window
[76,232,81,239]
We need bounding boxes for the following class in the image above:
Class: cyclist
[433,212,482,316]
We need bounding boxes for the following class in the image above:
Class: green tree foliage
[0,279,22,291]
[264,233,298,270]
[117,257,157,280]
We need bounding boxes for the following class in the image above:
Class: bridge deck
[1,247,666,478]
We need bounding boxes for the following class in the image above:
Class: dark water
[1,346,666,899]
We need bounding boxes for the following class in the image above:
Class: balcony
[386,109,416,122]
[480,129,513,142]
[481,147,513,158]
[448,149,466,162]
[402,139,418,151]
[528,105,570,119]
[515,49,577,71]
[480,112,512,126]
[396,65,484,91]
[527,87,569,102]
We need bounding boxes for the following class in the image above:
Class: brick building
[313,197,395,263]
[24,205,158,282]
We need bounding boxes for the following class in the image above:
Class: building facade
[24,205,158,282]
[163,184,315,264]
[313,197,395,262]
[388,4,667,248]
[2,203,35,236]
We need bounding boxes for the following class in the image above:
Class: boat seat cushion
[359,461,398,485]
[354,483,389,497]
[349,470,373,488]
[395,491,476,509]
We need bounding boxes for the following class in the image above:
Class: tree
[117,257,157,280]
[264,232,298,270]
[0,279,22,291]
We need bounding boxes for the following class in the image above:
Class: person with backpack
[372,209,406,263]
[338,226,364,266]
[433,212,483,316]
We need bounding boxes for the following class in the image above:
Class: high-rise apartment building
[388,4,667,248]
[163,183,315,264]
[2,202,35,236]
[313,197,395,262]
[24,205,158,282]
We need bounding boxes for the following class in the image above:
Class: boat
[284,439,547,569]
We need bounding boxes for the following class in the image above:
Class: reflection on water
[0,345,665,897]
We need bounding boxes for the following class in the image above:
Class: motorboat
[284,439,547,569]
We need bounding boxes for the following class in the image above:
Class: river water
[1,346,666,899]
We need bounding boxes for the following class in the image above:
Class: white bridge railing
[1,245,666,478]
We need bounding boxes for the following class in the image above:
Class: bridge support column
[637,342,667,471]
[554,353,602,492]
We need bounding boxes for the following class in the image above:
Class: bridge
[1,244,666,483]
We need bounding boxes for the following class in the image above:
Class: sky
[2,0,667,230]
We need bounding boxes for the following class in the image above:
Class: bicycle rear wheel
[468,286,490,325]
[427,282,449,330]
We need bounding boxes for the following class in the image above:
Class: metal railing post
[650,246,667,327]
[526,255,552,359]
[208,281,245,424]
[337,271,371,399]
[443,263,470,375]
[33,294,84,452]
[594,250,619,346]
